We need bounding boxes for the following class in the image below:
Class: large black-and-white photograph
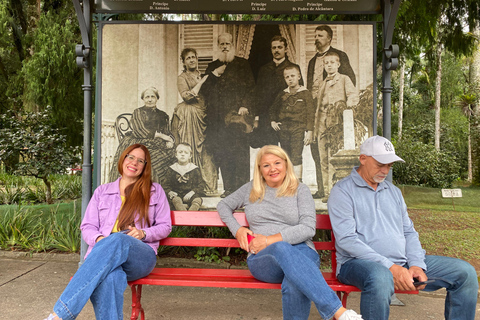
[100,22,375,209]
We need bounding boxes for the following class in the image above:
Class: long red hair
[116,144,153,230]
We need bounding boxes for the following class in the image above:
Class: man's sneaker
[338,309,363,320]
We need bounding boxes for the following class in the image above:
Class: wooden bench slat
[171,211,249,227]
[129,268,349,290]
[160,238,241,247]
[161,238,336,250]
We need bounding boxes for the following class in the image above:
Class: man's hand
[304,130,313,145]
[238,107,249,115]
[409,266,428,290]
[168,191,178,199]
[235,227,253,252]
[213,64,227,77]
[389,264,416,291]
[271,121,281,131]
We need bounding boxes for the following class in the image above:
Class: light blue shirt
[328,167,426,275]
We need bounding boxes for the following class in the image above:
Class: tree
[395,0,479,151]
[470,24,480,185]
[434,39,442,150]
[456,93,476,182]
[0,107,81,204]
[397,63,405,140]
[0,0,84,150]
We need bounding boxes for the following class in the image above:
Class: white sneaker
[338,309,363,320]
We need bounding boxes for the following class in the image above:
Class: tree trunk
[398,63,405,140]
[42,176,53,204]
[468,119,472,182]
[472,24,480,184]
[434,41,442,151]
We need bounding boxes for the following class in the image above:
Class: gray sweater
[217,181,317,251]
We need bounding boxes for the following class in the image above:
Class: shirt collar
[351,166,389,192]
[104,177,121,194]
[316,46,331,56]
[273,57,286,66]
[284,85,308,93]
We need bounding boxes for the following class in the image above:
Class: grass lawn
[409,209,480,270]
[0,200,81,217]
[400,185,480,270]
[400,185,480,212]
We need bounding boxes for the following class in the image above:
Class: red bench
[127,210,418,320]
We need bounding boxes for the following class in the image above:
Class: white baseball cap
[360,135,405,164]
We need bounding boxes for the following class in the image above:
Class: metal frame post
[73,0,93,265]
[382,0,402,181]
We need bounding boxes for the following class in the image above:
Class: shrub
[0,174,81,204]
[0,202,81,253]
[393,139,461,188]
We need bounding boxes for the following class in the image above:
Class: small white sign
[441,189,462,198]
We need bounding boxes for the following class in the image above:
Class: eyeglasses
[125,154,147,166]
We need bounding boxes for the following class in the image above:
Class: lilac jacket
[80,178,172,259]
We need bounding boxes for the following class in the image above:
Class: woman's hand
[235,227,253,252]
[155,132,175,149]
[192,75,208,95]
[126,226,146,240]
[249,233,281,254]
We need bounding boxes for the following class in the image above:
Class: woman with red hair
[45,144,171,320]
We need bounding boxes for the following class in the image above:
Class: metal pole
[382,0,402,182]
[75,0,93,265]
[382,0,392,143]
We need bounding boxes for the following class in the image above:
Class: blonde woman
[217,145,362,320]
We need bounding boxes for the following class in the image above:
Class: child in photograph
[164,143,205,211]
[269,65,315,180]
[316,51,359,132]
[314,51,359,196]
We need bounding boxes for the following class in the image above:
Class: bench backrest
[160,211,338,273]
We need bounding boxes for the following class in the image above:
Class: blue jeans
[54,233,157,320]
[337,255,478,320]
[247,242,343,320]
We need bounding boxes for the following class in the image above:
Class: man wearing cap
[328,135,478,320]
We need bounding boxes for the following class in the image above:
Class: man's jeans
[247,242,343,320]
[338,255,478,320]
[54,233,157,320]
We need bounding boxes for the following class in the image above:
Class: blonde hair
[249,145,299,203]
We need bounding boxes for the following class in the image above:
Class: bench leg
[130,284,144,320]
[341,291,350,308]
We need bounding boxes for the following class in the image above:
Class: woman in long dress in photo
[109,87,176,184]
[171,48,217,194]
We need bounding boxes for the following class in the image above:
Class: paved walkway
[1,252,479,319]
